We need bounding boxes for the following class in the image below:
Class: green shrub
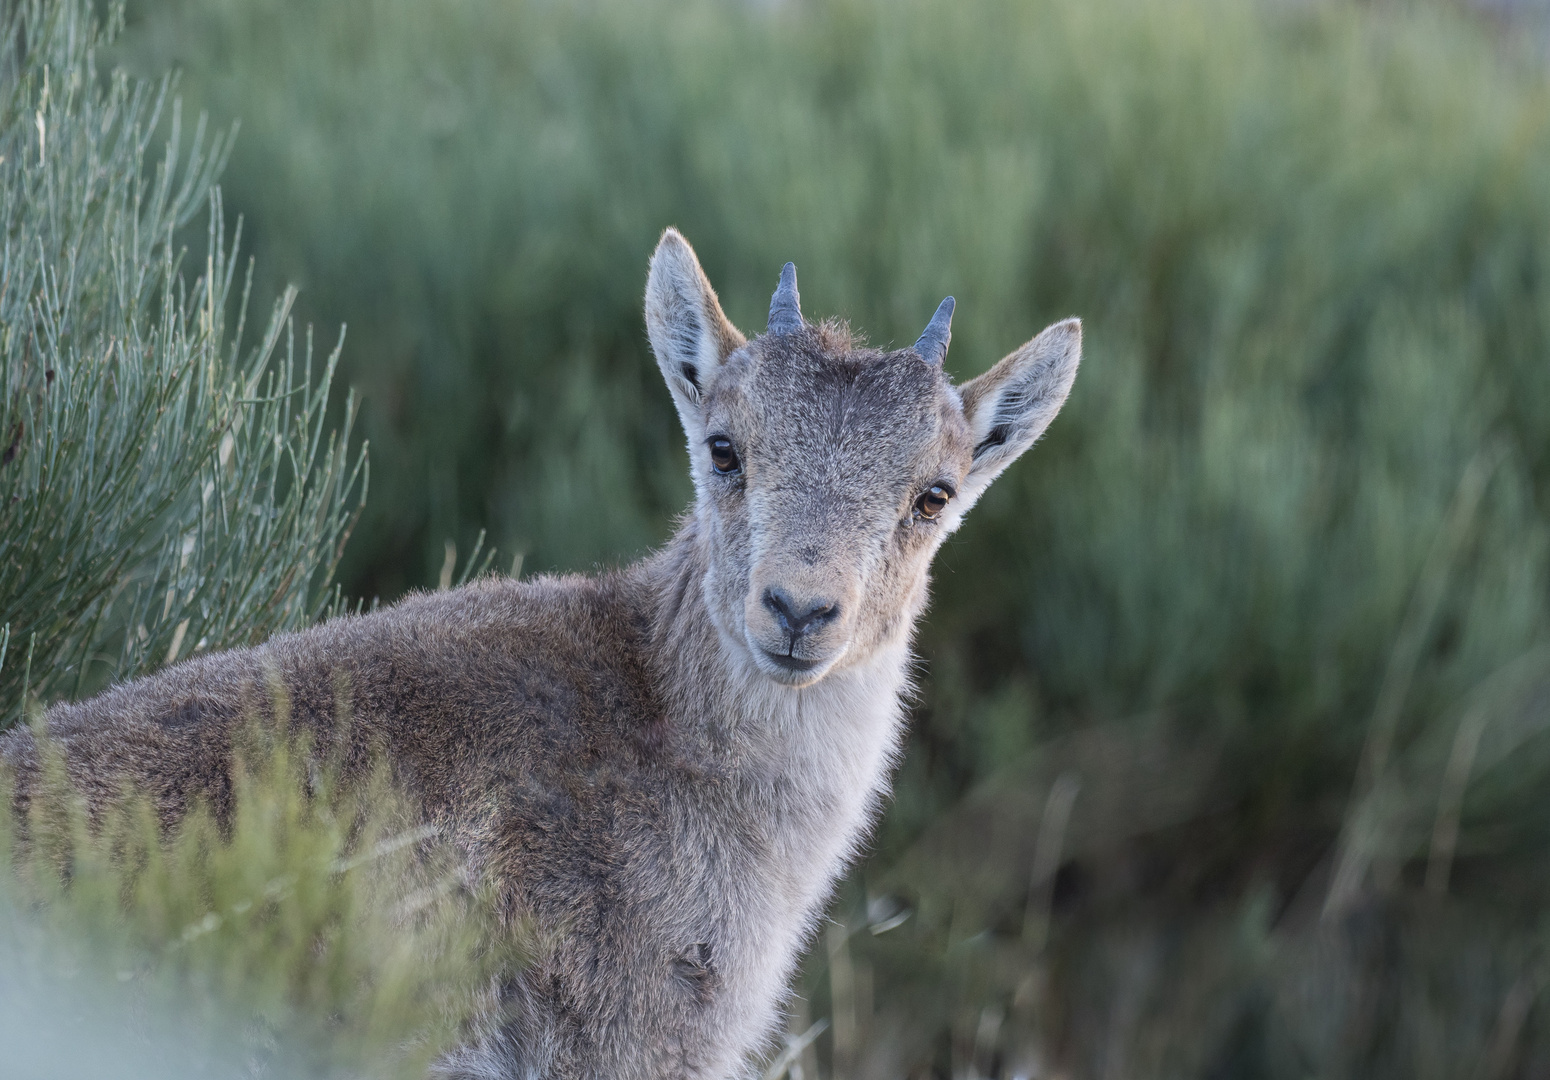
[0,0,365,725]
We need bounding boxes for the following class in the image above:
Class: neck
[633,515,917,849]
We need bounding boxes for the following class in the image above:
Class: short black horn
[914,296,955,366]
[768,262,803,336]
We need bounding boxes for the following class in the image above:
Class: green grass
[1,0,1542,1072]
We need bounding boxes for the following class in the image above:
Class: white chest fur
[686,638,912,1076]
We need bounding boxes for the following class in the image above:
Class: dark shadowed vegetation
[9,0,1550,1074]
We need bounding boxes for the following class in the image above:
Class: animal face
[644,230,1080,687]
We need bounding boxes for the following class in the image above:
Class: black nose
[763,588,840,638]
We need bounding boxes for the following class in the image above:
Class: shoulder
[299,570,650,659]
[263,571,659,723]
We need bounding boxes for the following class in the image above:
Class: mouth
[744,632,836,686]
[761,650,821,674]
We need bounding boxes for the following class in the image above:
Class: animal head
[644,229,1080,687]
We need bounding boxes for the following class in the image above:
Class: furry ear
[645,229,746,437]
[956,318,1081,508]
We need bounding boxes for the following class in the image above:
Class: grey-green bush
[0,0,364,723]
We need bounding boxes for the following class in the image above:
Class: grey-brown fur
[1,230,1081,1079]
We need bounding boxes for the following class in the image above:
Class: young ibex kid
[1,229,1080,1078]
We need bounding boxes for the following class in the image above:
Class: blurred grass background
[19,0,1550,1074]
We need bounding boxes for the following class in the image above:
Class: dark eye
[708,437,740,475]
[915,484,952,521]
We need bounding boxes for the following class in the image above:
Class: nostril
[763,588,795,632]
[762,589,787,616]
[792,601,840,633]
[812,603,839,625]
